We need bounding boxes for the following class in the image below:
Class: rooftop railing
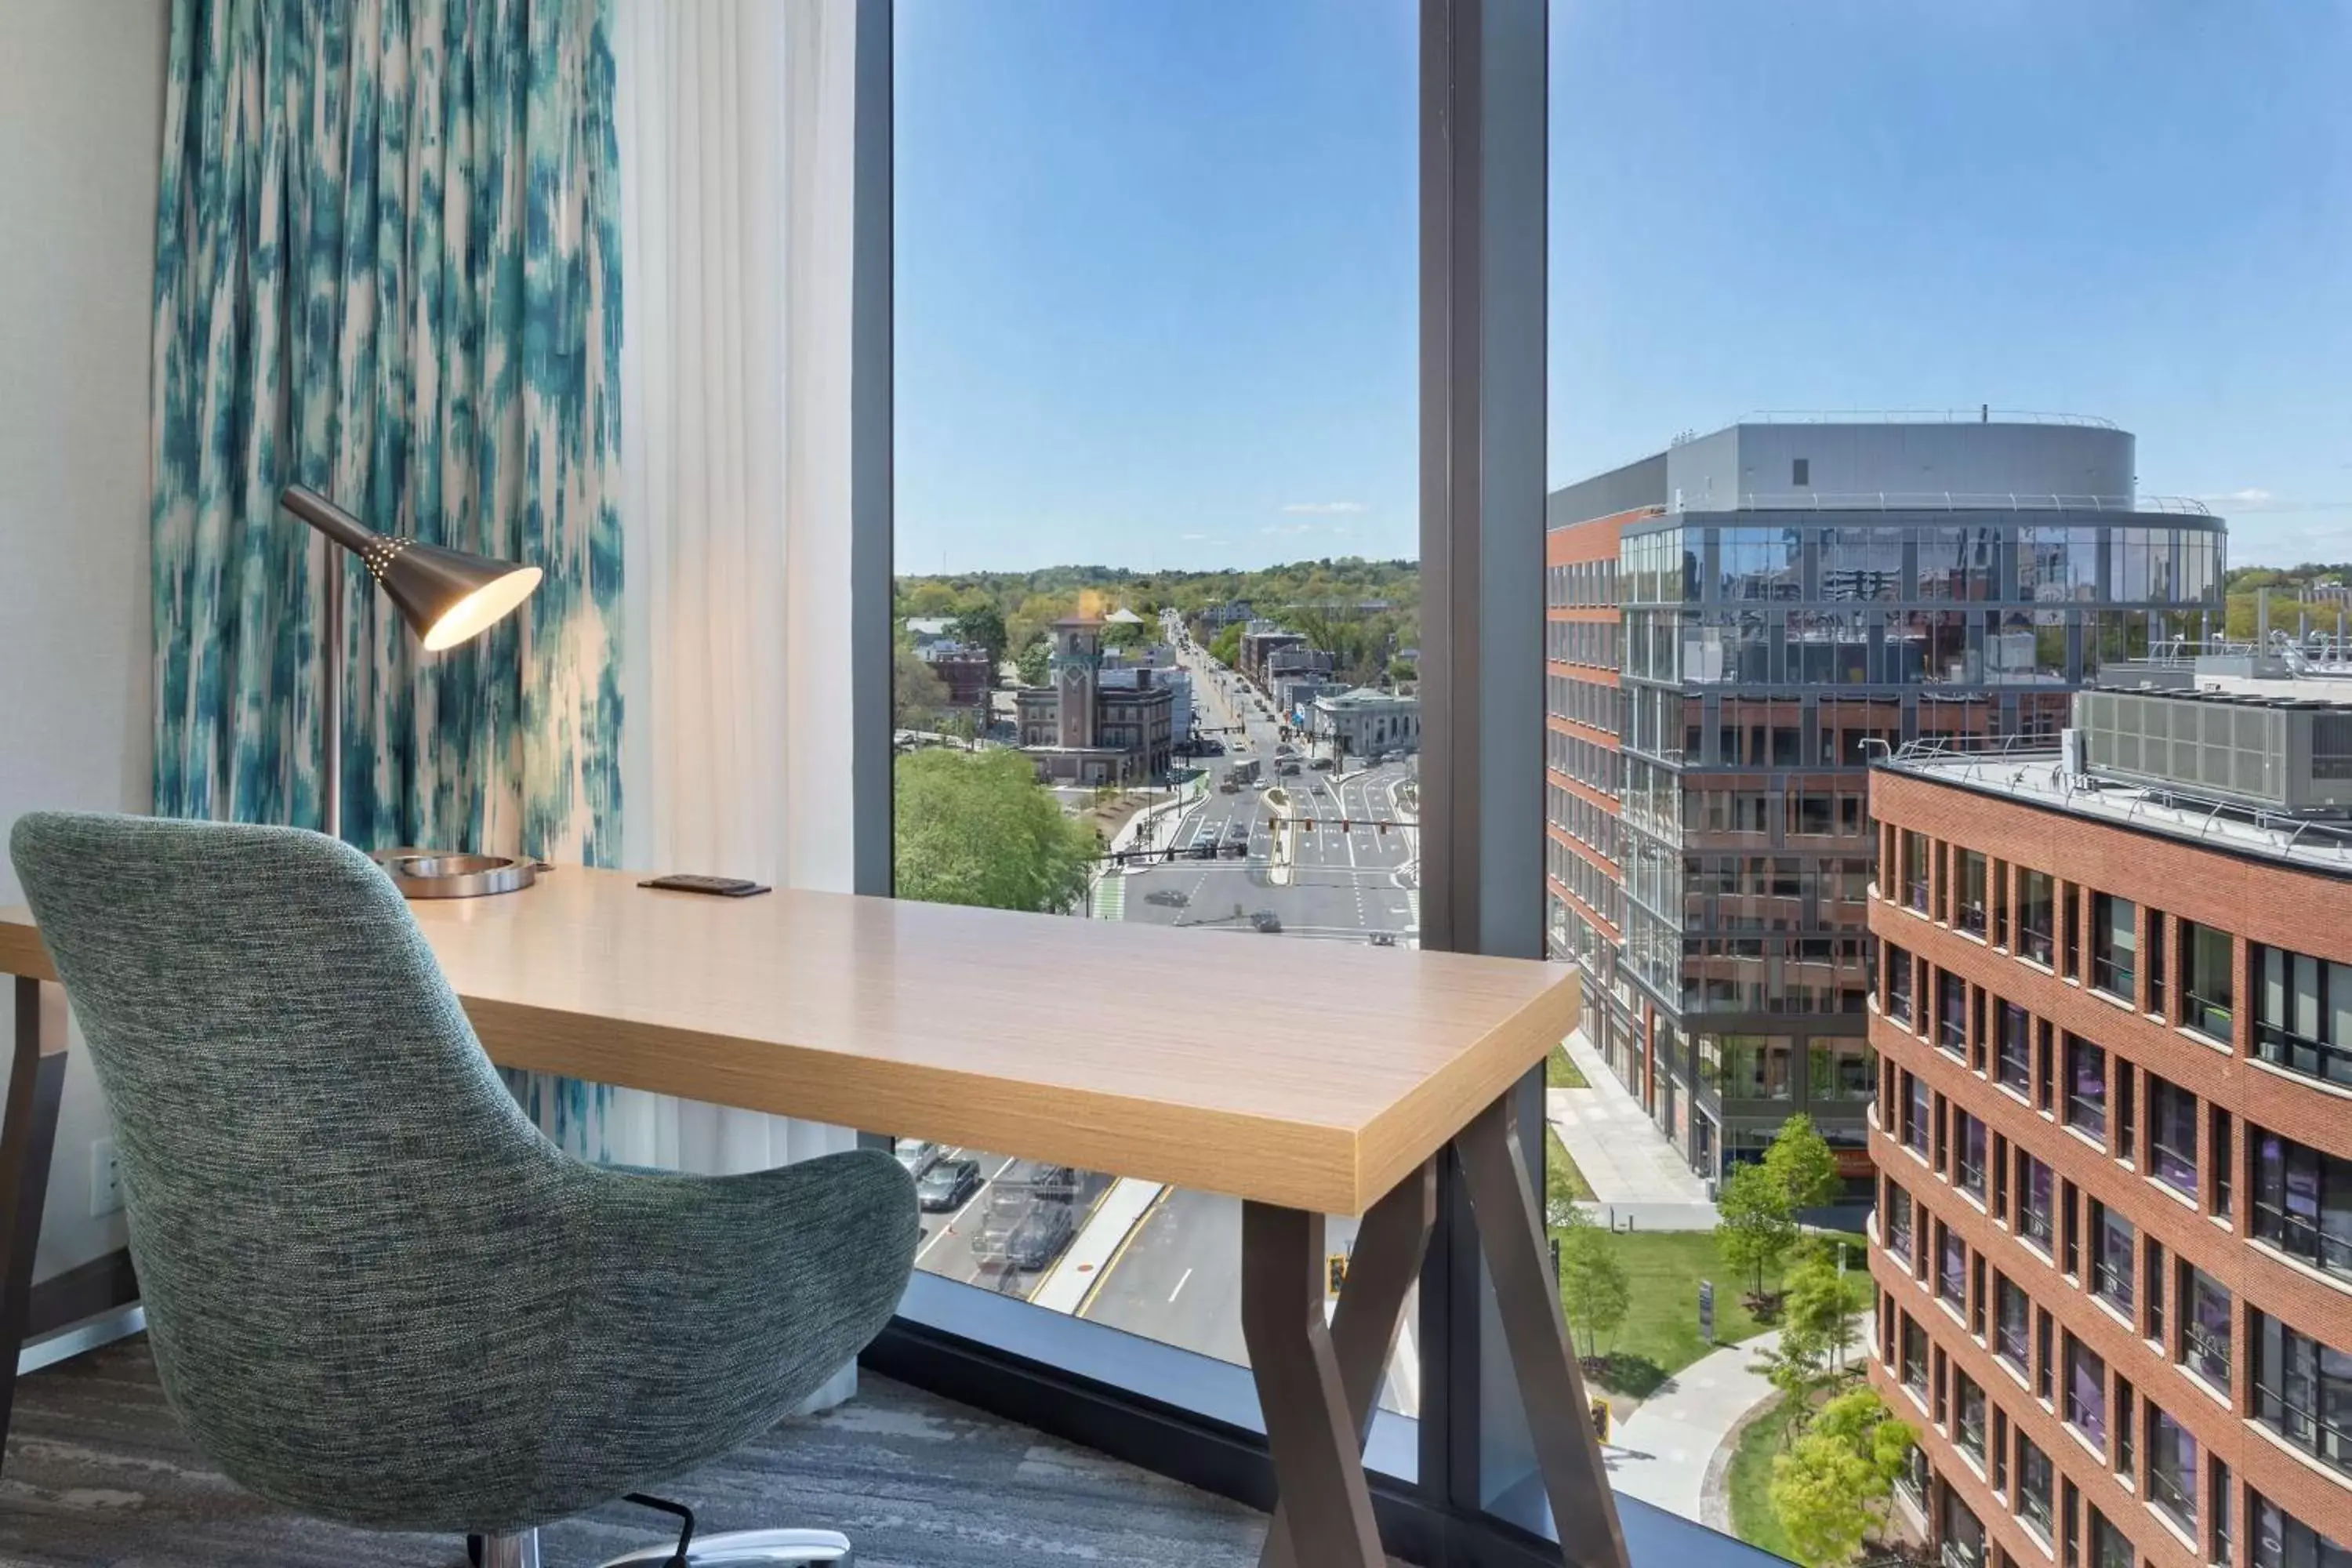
[1740,407,2122,429]
[1688,491,2213,514]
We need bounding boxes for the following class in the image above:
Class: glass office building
[1546,417,2227,1185]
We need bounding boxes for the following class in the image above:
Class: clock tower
[1050,615,1102,750]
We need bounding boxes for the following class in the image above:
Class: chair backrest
[8,811,575,1521]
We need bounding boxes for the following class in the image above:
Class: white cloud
[1279,501,1369,515]
[1263,522,1319,535]
[2195,487,2275,506]
[2189,487,2352,514]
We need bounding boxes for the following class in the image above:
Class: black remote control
[637,874,771,898]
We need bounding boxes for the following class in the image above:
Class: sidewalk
[1601,1327,1781,1524]
[1545,1028,1716,1229]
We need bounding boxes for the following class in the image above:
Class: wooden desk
[0,871,1625,1568]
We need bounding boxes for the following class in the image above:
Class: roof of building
[1314,686,1415,710]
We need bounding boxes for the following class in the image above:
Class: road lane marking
[1169,1267,1192,1304]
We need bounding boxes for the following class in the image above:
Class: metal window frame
[851,2,1591,1563]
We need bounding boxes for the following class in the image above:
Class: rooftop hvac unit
[2071,688,2352,812]
[2060,726,2086,782]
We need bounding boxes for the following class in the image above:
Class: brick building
[1864,678,2352,1568]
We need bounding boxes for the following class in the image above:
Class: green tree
[893,643,953,730]
[1782,1240,1866,1371]
[894,749,1096,913]
[1557,1211,1631,1359]
[1102,617,1149,652]
[1715,1160,1798,1303]
[1763,1114,1843,1213]
[1770,1385,1917,1566]
[1015,637,1053,687]
[948,604,1010,674]
[1209,623,1243,667]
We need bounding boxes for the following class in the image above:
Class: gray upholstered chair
[9,812,919,1567]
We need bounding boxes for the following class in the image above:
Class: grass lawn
[1545,1040,1588,1087]
[1555,1229,1771,1398]
[1544,1126,1595,1203]
[1726,1391,1806,1559]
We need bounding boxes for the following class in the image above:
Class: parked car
[1367,931,1397,947]
[1309,757,1334,771]
[1004,1201,1077,1271]
[894,1139,942,1180]
[916,1156,983,1213]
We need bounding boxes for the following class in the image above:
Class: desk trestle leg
[1256,1161,1434,1568]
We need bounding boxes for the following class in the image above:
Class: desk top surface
[0,868,1576,1214]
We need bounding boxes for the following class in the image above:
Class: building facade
[1306,687,1420,757]
[1548,416,2227,1181]
[1866,678,2352,1568]
[1016,615,1174,784]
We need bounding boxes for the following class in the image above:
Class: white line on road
[1169,1267,1192,1304]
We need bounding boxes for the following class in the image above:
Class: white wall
[0,0,169,1282]
[1668,421,2138,511]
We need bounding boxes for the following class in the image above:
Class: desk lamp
[280,485,543,898]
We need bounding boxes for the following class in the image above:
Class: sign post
[1698,1279,1715,1346]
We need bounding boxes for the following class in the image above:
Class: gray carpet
[0,1336,1271,1566]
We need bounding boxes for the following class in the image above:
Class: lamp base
[371,851,537,899]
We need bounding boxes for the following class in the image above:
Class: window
[2253,1312,2352,1477]
[2019,1151,2056,1251]
[1888,1182,1916,1261]
[2183,920,2234,1042]
[2150,1076,2198,1198]
[2256,944,2352,1090]
[2092,1203,2136,1314]
[2148,1405,2198,1534]
[2213,1109,2234,1221]
[2067,1036,2108,1143]
[1956,1373,1987,1463]
[1941,1227,1969,1312]
[1792,456,1809,487]
[2252,1494,2351,1568]
[2144,1238,2166,1345]
[2038,1308,2056,1402]
[2067,1338,2108,1448]
[1888,941,1915,1024]
[1944,1492,1987,1568]
[2093,893,2138,1000]
[2150,909,2168,1018]
[2252,1129,2352,1279]
[2118,1059,2138,1163]
[1958,850,1989,938]
[2020,1436,2056,1541]
[1907,830,1933,913]
[1998,1000,2033,1096]
[2019,870,2056,965]
[1940,971,1969,1056]
[2092,1511,2136,1568]
[1907,1073,1933,1156]
[1904,1313,1931,1401]
[1956,1111,1987,1201]
[1996,1276,2030,1373]
[2215,1457,2234,1568]
[2183,1268,2231,1387]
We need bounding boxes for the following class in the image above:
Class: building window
[1958,850,1989,938]
[1907,1073,1933,1156]
[2148,1405,2199,1534]
[2067,1338,2108,1448]
[1904,1313,1930,1401]
[2214,1457,2234,1568]
[2252,1129,2352,1280]
[2213,1108,2234,1221]
[2067,1036,2108,1144]
[1998,1000,2033,1096]
[2253,1312,2352,1478]
[1888,940,1915,1024]
[1940,971,1969,1057]
[1906,831,1933,913]
[1940,1228,1969,1312]
[2019,870,2056,966]
[1956,1112,1987,1200]
[2092,1203,2136,1314]
[2149,1076,2199,1198]
[2182,1268,2231,1388]
[2256,944,2352,1091]
[2020,1436,2056,1541]
[2183,920,2234,1043]
[2092,893,2138,1001]
[2019,1152,2055,1252]
[2252,1494,2351,1568]
[1792,456,1810,487]
[1956,1373,1987,1463]
[2092,1511,2136,1568]
[1996,1276,2030,1373]
[1944,1492,1987,1568]
[1888,1183,1915,1261]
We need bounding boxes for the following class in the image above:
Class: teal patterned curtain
[149,0,623,866]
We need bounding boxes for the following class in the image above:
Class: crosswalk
[1092,873,1126,922]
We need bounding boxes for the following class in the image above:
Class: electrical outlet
[89,1138,122,1218]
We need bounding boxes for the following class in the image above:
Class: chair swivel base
[472,1527,851,1567]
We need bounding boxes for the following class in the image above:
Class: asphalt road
[1075,619,1421,1409]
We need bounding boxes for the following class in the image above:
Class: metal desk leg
[1259,1160,1435,1568]
[1455,1094,1630,1568]
[1240,1201,1387,1568]
[0,978,67,1473]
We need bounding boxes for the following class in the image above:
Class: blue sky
[895,1,2352,573]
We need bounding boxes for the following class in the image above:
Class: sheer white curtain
[608,0,866,1402]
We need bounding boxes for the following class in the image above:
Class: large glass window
[2182,1267,2232,1389]
[2182,920,2235,1042]
[2017,870,2056,966]
[2149,1076,2199,1198]
[1907,1072,1933,1156]
[2252,1129,2352,1280]
[2092,1203,2136,1314]
[1956,850,1988,938]
[1955,1111,1987,1201]
[2019,1436,2055,1541]
[2254,1494,2352,1568]
[2067,1036,2108,1144]
[1997,1000,2032,1096]
[2092,893,2138,1001]
[1887,939,1915,1025]
[2149,1405,2199,1534]
[894,0,1420,1400]
[2018,1152,2055,1252]
[2257,944,2352,1090]
[2067,1338,2108,1449]
[2254,1312,2352,1478]
[1996,1276,2030,1373]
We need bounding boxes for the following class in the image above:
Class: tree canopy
[1769,1385,1918,1567]
[1762,1114,1843,1212]
[894,749,1096,914]
[1715,1160,1799,1300]
[1556,1209,1631,1359]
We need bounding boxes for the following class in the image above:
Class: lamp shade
[280,486,542,651]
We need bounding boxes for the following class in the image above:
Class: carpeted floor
[0,1336,1272,1567]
